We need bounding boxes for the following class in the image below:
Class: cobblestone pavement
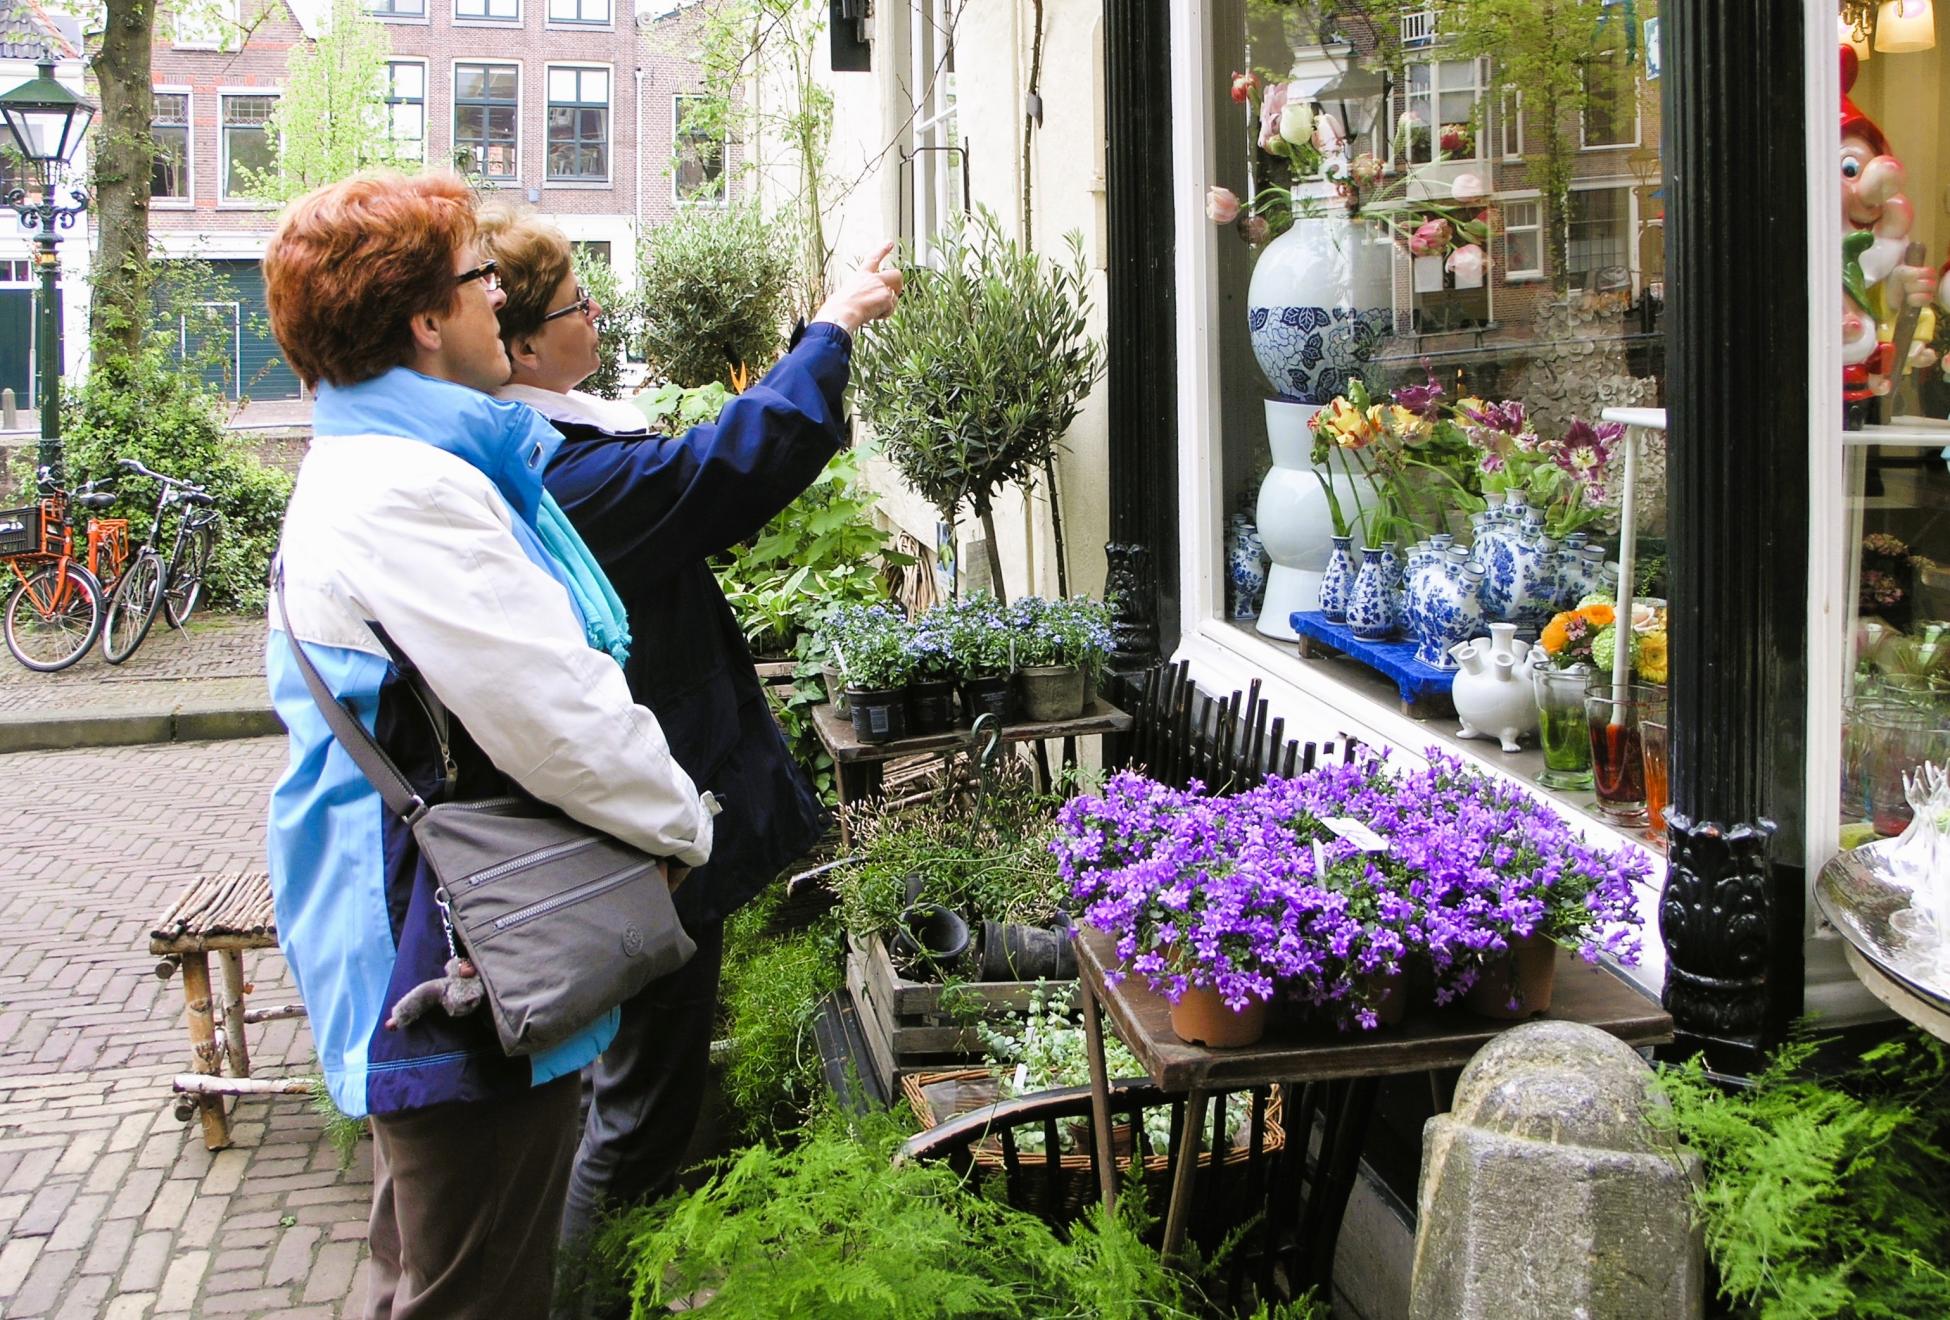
[1,736,375,1319]
[0,615,266,720]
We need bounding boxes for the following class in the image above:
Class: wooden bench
[149,871,312,1150]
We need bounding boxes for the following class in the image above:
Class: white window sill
[1503,272,1545,284]
[544,179,614,189]
[216,200,276,210]
[545,20,613,30]
[150,199,195,210]
[453,16,523,25]
[369,13,431,21]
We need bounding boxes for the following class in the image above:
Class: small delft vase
[1348,545,1396,641]
[1225,514,1268,621]
[1380,540,1405,623]
[1319,536,1356,624]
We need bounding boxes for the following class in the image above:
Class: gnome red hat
[1842,45,1890,157]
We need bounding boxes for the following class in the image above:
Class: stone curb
[0,704,283,754]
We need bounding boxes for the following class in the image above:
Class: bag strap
[274,567,431,826]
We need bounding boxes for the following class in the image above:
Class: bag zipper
[463,837,605,889]
[490,861,659,932]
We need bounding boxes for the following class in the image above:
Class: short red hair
[263,170,478,388]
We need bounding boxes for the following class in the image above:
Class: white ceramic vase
[1254,400,1337,639]
[1450,622,1540,753]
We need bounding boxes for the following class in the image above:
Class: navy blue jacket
[521,323,848,925]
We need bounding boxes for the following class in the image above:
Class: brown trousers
[365,1073,581,1320]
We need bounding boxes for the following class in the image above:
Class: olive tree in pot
[853,208,1103,603]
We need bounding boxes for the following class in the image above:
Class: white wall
[750,0,1110,603]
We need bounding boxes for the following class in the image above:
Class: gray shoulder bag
[275,573,696,1057]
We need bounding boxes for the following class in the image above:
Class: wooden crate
[844,933,1078,1098]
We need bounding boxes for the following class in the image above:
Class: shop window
[547,67,609,182]
[151,91,190,203]
[221,94,276,201]
[672,93,725,202]
[385,62,425,163]
[1397,58,1484,166]
[455,64,518,180]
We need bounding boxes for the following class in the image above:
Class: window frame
[1499,88,1524,161]
[150,86,193,208]
[384,59,428,165]
[454,0,520,23]
[1561,180,1637,292]
[218,89,279,207]
[545,64,611,185]
[901,0,965,259]
[452,61,522,182]
[365,0,428,19]
[1498,192,1544,283]
[671,92,727,204]
[1578,54,1641,151]
[546,0,610,26]
[172,0,237,50]
[1397,55,1487,167]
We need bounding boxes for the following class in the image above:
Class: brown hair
[475,203,574,347]
[262,170,477,389]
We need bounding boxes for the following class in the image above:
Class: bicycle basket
[0,503,48,557]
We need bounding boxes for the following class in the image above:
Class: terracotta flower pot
[1362,970,1408,1027]
[1168,984,1268,1048]
[1464,933,1559,1019]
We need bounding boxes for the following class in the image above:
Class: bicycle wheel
[4,563,103,672]
[164,522,216,629]
[103,551,165,664]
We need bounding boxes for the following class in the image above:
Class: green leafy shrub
[599,1110,1322,1319]
[637,202,792,388]
[63,344,293,613]
[717,888,846,1140]
[1651,1028,1950,1318]
[572,249,638,401]
[631,379,730,432]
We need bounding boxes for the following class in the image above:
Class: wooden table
[811,698,1134,834]
[1073,927,1673,1279]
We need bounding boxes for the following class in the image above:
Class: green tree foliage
[636,201,791,389]
[570,248,637,400]
[246,0,404,204]
[853,208,1103,602]
[1652,1029,1950,1318]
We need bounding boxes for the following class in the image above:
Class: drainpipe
[634,66,645,250]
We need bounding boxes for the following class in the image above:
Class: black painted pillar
[1659,0,1809,1072]
[1102,0,1177,685]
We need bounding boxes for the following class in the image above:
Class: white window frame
[903,0,964,261]
[1398,56,1487,167]
[452,61,521,182]
[150,85,194,209]
[455,0,519,22]
[384,60,428,165]
[545,64,611,186]
[1498,88,1524,161]
[671,92,727,204]
[1498,192,1544,282]
[546,0,610,26]
[218,89,278,207]
[1579,55,1641,151]
[173,0,238,50]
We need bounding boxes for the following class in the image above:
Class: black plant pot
[907,678,957,734]
[977,919,1078,982]
[892,903,971,973]
[959,673,1013,726]
[847,685,909,744]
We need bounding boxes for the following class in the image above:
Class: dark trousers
[560,917,725,1244]
[365,1072,580,1320]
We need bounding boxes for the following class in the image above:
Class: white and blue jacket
[266,367,717,1119]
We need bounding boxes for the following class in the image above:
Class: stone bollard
[2,388,14,430]
[1409,1020,1703,1320]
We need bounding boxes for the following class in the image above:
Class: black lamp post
[1311,62,1391,154]
[0,59,95,484]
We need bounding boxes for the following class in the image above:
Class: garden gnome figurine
[1840,44,1944,406]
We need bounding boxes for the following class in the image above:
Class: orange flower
[1540,612,1573,655]
[1579,603,1616,629]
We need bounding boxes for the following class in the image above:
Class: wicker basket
[902,1068,1286,1223]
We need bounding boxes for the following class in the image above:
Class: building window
[456,0,518,20]
[152,92,190,202]
[547,0,608,22]
[1499,89,1523,160]
[221,94,277,200]
[1580,56,1638,149]
[673,94,725,202]
[572,240,611,266]
[385,62,426,162]
[366,0,425,15]
[1564,186,1632,290]
[903,0,963,254]
[547,67,609,181]
[1399,58,1483,165]
[1500,197,1543,281]
[455,64,518,180]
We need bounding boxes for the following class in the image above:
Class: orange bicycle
[1,468,121,672]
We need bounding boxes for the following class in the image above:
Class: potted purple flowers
[1051,750,1649,1041]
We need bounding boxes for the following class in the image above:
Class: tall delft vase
[1347,546,1396,640]
[1319,537,1356,624]
[1249,198,1392,641]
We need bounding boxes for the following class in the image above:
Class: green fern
[307,1074,365,1172]
[717,893,847,1140]
[1651,1029,1950,1319]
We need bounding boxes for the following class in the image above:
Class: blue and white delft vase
[1348,545,1396,641]
[1247,206,1394,406]
[1319,536,1356,624]
[1411,548,1488,669]
[1226,514,1268,621]
[1380,540,1405,621]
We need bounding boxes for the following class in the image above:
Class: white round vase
[1254,400,1334,639]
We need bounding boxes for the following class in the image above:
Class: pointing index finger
[862,240,897,273]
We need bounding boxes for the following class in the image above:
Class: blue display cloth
[1289,611,1458,707]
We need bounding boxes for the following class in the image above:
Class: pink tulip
[1408,218,1453,257]
[1445,243,1486,282]
[1206,185,1241,225]
[1258,83,1289,152]
[1239,214,1271,245]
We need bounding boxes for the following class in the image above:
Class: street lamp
[0,58,94,483]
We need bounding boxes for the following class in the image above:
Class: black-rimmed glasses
[455,260,500,291]
[540,284,595,324]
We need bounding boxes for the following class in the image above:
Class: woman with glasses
[474,205,900,1278]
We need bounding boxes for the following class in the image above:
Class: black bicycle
[101,458,222,664]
